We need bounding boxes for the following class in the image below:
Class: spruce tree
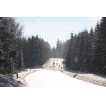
[78,31,85,71]
[81,30,90,72]
[92,21,101,74]
[62,40,70,59]
[94,17,106,74]
[65,33,74,70]
[28,35,44,66]
[18,51,24,71]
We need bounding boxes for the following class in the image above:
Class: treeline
[51,39,65,58]
[65,17,106,75]
[0,17,51,74]
[23,35,51,68]
[51,39,70,59]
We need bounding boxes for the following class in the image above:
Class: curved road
[25,68,100,87]
[25,58,105,87]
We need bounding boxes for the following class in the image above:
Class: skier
[62,60,65,64]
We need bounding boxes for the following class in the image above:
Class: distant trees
[42,39,51,63]
[23,35,51,68]
[51,39,65,58]
[51,47,57,58]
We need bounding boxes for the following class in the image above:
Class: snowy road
[25,69,101,87]
[25,58,106,87]
[0,58,106,87]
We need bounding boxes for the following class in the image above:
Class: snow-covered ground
[25,68,102,87]
[0,66,42,87]
[43,58,106,87]
[0,58,106,87]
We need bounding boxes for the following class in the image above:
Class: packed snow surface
[0,58,106,87]
[25,69,102,87]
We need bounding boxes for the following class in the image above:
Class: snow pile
[0,74,24,87]
[0,66,41,87]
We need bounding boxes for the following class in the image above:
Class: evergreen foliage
[65,17,106,75]
[51,39,65,58]
[0,17,25,74]
[23,35,51,68]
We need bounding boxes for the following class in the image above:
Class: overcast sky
[16,17,101,48]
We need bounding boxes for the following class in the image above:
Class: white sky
[16,17,101,48]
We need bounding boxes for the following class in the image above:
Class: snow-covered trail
[43,58,55,69]
[25,68,101,87]
[25,58,106,88]
[43,58,64,70]
[0,58,106,87]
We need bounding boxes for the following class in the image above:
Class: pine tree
[30,36,37,66]
[65,33,74,70]
[78,31,85,71]
[36,37,44,65]
[81,30,90,72]
[18,51,24,71]
[71,34,76,70]
[93,17,106,74]
[72,34,79,71]
[89,27,94,72]
[28,35,44,66]
[26,37,32,67]
[91,21,101,74]
[62,40,70,58]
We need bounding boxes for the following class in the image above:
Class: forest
[1,17,106,76]
[0,17,51,74]
[51,17,106,75]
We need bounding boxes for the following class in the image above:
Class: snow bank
[0,66,41,87]
[0,73,24,87]
[62,70,106,87]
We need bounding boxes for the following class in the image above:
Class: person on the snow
[62,60,65,64]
